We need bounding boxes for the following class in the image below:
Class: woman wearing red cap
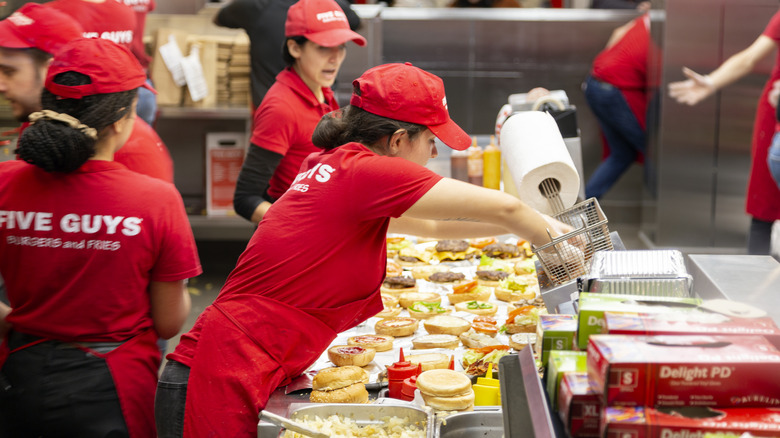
[0,38,201,437]
[156,62,571,438]
[232,0,366,223]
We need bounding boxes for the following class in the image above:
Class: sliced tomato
[506,305,535,325]
[386,236,406,244]
[469,237,497,249]
[472,345,510,355]
[472,321,498,335]
[452,280,478,294]
[473,315,497,326]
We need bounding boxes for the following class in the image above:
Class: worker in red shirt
[156,62,574,438]
[0,3,174,183]
[0,37,201,438]
[232,0,366,223]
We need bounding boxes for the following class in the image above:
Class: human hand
[668,67,716,106]
[541,213,574,236]
[769,79,780,108]
[539,240,587,284]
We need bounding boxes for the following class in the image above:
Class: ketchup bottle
[387,348,418,399]
[400,363,423,402]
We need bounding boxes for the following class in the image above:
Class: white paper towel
[499,111,580,215]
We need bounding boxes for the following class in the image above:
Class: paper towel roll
[499,111,580,215]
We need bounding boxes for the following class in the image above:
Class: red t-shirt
[115,118,174,183]
[0,160,201,342]
[120,0,156,70]
[250,67,339,200]
[48,0,136,50]
[591,14,653,130]
[747,8,780,221]
[170,142,442,365]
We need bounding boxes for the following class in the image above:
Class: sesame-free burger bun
[412,334,460,349]
[421,390,475,411]
[416,369,472,397]
[327,345,376,367]
[312,366,369,391]
[454,301,498,315]
[310,382,369,404]
[374,317,419,337]
[347,334,394,352]
[398,291,441,309]
[407,352,450,371]
[423,315,471,336]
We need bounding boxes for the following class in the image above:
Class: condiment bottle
[450,149,469,182]
[472,363,501,406]
[400,363,422,402]
[448,355,455,370]
[386,348,418,399]
[482,135,501,190]
[467,136,483,186]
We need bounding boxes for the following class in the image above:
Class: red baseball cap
[350,63,471,151]
[0,3,84,55]
[45,38,156,99]
[285,0,366,48]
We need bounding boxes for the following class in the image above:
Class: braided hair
[16,71,137,173]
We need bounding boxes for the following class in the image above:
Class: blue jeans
[583,75,646,199]
[155,359,189,438]
[769,131,780,190]
[136,78,158,126]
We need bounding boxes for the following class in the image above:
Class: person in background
[155,62,573,438]
[232,0,366,223]
[668,9,780,255]
[213,0,361,110]
[121,0,158,126]
[583,13,657,200]
[0,3,175,183]
[0,37,201,437]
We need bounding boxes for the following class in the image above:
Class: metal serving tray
[436,409,503,438]
[579,249,693,297]
[258,402,433,438]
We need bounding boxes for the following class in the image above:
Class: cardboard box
[205,132,246,216]
[539,313,577,367]
[587,335,780,408]
[546,350,587,410]
[576,292,702,350]
[603,308,780,350]
[558,372,602,438]
[602,406,780,438]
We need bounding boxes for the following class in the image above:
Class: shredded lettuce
[498,275,535,291]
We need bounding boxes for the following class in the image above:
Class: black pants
[0,332,128,438]
[155,359,190,438]
[748,217,773,255]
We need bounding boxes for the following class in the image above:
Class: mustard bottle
[482,135,501,190]
[473,363,501,406]
[467,136,483,186]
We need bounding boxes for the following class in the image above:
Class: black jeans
[155,359,190,438]
[0,332,128,438]
[748,217,773,255]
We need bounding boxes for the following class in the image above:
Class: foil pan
[579,250,693,297]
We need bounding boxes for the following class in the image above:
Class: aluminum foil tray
[580,250,693,297]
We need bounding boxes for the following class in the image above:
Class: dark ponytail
[312,105,427,153]
[16,71,137,173]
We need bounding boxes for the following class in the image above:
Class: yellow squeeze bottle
[482,135,501,190]
[472,363,501,406]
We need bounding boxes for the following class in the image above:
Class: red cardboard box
[587,335,780,408]
[558,372,602,438]
[602,406,780,438]
[603,304,780,350]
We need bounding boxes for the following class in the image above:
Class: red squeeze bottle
[400,363,423,401]
[387,348,418,399]
[449,355,455,370]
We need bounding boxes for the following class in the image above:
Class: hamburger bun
[454,301,498,315]
[347,334,394,352]
[504,305,541,334]
[406,302,452,320]
[459,329,506,349]
[381,294,400,308]
[447,288,492,305]
[421,390,475,411]
[374,317,419,337]
[423,315,472,336]
[327,345,376,367]
[412,334,460,350]
[380,275,419,297]
[411,264,450,280]
[312,366,369,391]
[406,352,450,371]
[508,333,538,351]
[494,286,538,303]
[398,292,441,309]
[386,259,403,276]
[481,242,524,262]
[504,321,537,334]
[375,306,402,319]
[416,369,472,397]
[310,382,369,404]
[474,269,512,288]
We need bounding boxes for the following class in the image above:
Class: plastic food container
[579,250,693,298]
